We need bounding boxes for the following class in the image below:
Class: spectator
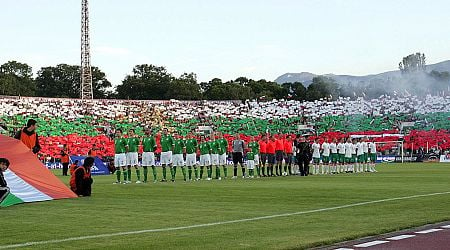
[0,158,11,203]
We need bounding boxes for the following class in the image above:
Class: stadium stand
[1,95,450,158]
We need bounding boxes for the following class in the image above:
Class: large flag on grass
[0,135,77,207]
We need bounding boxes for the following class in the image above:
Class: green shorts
[364,153,369,163]
[322,156,330,164]
[351,154,357,163]
[339,154,345,163]
[345,157,352,163]
[357,154,364,163]
[313,157,320,164]
[331,153,338,163]
[370,153,377,162]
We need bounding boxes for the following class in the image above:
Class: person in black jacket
[0,158,11,203]
[295,135,312,176]
[70,157,94,197]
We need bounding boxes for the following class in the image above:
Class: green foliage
[35,64,111,98]
[0,61,35,96]
[306,76,339,100]
[399,52,426,74]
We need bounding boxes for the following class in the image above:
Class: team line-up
[112,128,378,184]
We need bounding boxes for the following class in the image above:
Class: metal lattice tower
[81,0,93,99]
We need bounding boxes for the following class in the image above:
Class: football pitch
[2,163,450,249]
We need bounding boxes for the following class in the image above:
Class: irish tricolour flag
[0,135,76,207]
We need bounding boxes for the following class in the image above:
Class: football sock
[136,169,141,181]
[223,166,228,177]
[188,167,192,180]
[162,167,167,180]
[181,167,187,181]
[116,169,121,182]
[200,166,204,178]
[152,166,157,181]
[123,169,127,182]
[143,167,148,182]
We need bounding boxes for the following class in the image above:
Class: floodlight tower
[81,0,93,99]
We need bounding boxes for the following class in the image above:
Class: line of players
[113,128,378,184]
[310,137,377,176]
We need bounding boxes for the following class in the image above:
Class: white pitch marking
[441,225,450,229]
[386,234,416,240]
[354,240,389,248]
[415,228,443,234]
[1,191,450,249]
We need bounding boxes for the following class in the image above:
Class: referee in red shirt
[275,135,285,176]
[266,135,276,177]
[259,135,268,177]
[284,135,294,175]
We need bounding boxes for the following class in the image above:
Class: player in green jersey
[247,136,260,177]
[216,132,229,178]
[113,129,127,184]
[126,129,141,184]
[172,133,187,182]
[185,132,199,181]
[159,128,175,182]
[198,136,212,180]
[142,128,158,183]
[209,134,221,180]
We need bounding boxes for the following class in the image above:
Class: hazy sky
[1,0,449,85]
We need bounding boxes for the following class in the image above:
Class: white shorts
[211,154,219,166]
[173,154,184,167]
[247,160,255,170]
[114,153,126,168]
[161,151,172,165]
[219,153,227,166]
[199,154,211,167]
[186,153,197,167]
[142,152,155,166]
[126,152,139,166]
[254,154,259,165]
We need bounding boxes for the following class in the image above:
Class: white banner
[440,155,450,163]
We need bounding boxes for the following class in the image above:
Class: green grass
[2,163,450,249]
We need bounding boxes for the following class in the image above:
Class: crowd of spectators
[1,94,449,159]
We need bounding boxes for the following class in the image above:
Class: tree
[247,79,286,100]
[399,53,426,74]
[117,64,172,100]
[306,76,339,101]
[165,73,202,100]
[281,82,307,100]
[35,64,111,98]
[206,83,254,100]
[0,61,35,96]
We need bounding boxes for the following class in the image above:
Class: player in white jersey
[362,137,369,172]
[329,138,338,174]
[312,138,321,175]
[356,139,364,173]
[337,138,346,173]
[321,138,331,174]
[344,138,353,173]
[368,140,377,172]
[350,139,357,173]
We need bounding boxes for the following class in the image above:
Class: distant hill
[275,60,450,86]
